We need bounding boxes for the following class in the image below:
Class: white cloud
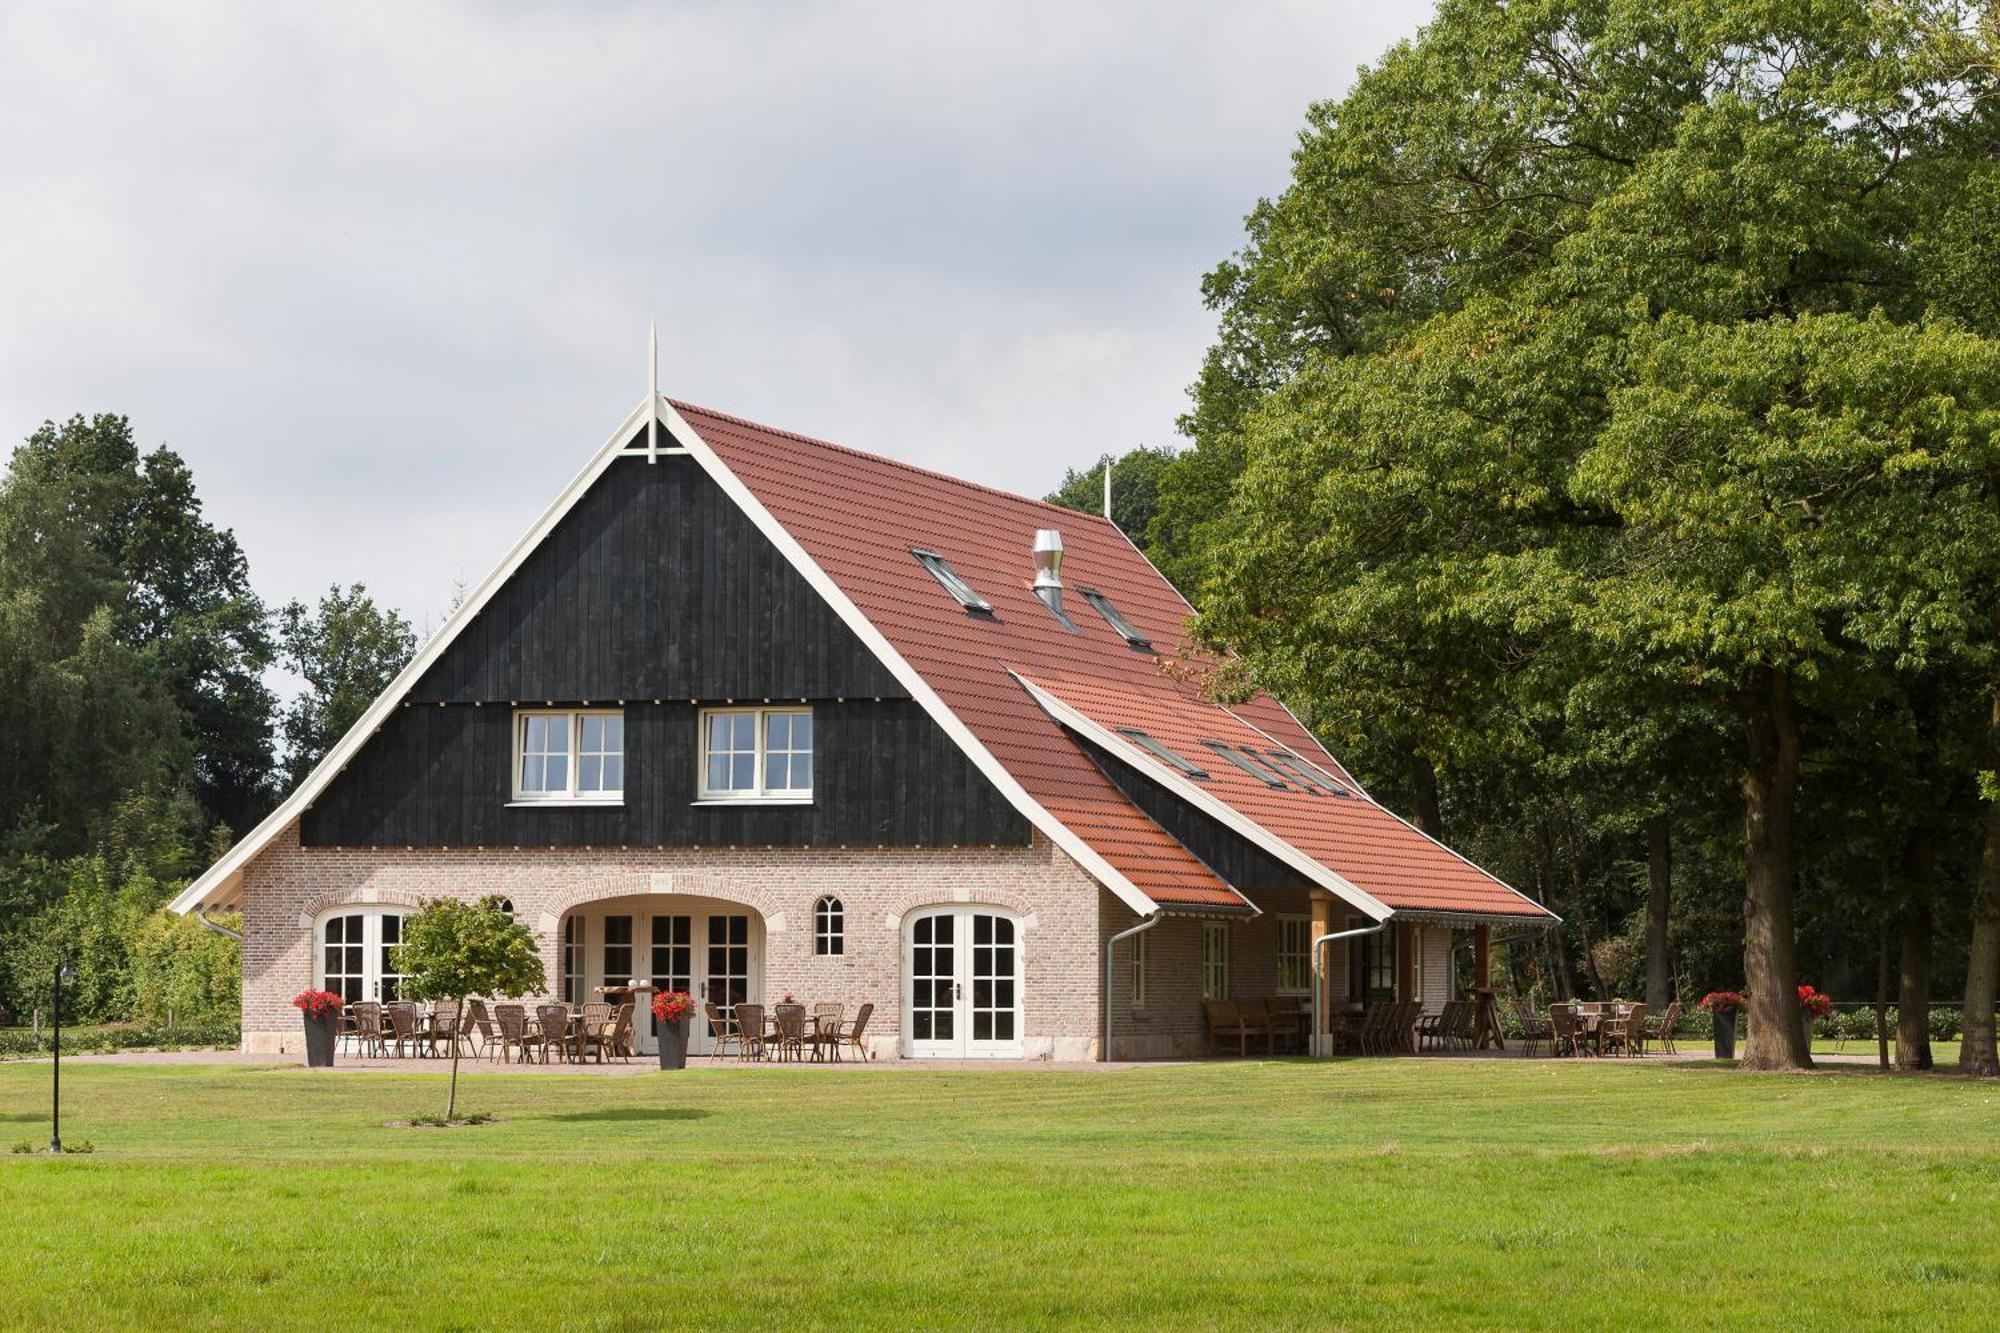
[0,0,1434,627]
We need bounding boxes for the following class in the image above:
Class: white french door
[316,908,407,1003]
[904,906,1023,1057]
[614,910,753,1056]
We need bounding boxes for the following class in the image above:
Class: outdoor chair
[608,1002,635,1061]
[574,1005,614,1064]
[346,1001,384,1057]
[1611,1003,1649,1057]
[1451,999,1484,1050]
[384,1002,420,1058]
[1267,995,1307,1053]
[1415,1003,1449,1051]
[732,1004,767,1061]
[812,1003,844,1061]
[1204,999,1264,1056]
[427,1000,464,1058]
[1648,1000,1681,1055]
[840,1002,874,1062]
[492,1004,536,1063]
[1396,1001,1424,1054]
[537,1004,577,1063]
[703,1001,739,1059]
[464,998,498,1057]
[771,1004,809,1062]
[1549,1005,1590,1058]
[1510,997,1551,1056]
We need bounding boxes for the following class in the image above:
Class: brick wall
[239,820,1106,1059]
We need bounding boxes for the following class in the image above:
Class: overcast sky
[0,2,1433,631]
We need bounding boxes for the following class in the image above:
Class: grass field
[2,1057,1997,1330]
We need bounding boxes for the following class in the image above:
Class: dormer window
[1203,740,1289,789]
[1080,588,1150,649]
[1118,728,1208,778]
[912,548,991,613]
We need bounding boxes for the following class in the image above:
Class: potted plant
[1699,991,1746,1059]
[652,990,696,1070]
[1798,984,1833,1054]
[292,989,346,1067]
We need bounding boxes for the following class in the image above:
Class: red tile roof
[678,401,1551,922]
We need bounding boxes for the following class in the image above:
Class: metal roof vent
[1033,528,1065,616]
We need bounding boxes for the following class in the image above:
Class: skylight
[1262,749,1352,798]
[1117,728,1207,778]
[911,548,991,613]
[1203,741,1289,788]
[1080,588,1151,648]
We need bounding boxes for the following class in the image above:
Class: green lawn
[2,1058,1996,1330]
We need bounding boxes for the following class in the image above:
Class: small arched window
[813,896,844,956]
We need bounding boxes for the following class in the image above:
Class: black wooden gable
[300,452,1028,849]
[410,455,904,703]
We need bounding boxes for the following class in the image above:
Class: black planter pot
[303,1013,337,1068]
[1713,1014,1737,1060]
[657,1016,690,1070]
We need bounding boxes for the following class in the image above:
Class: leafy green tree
[0,415,275,834]
[394,897,545,1119]
[127,909,241,1031]
[1043,446,1177,553]
[276,584,416,786]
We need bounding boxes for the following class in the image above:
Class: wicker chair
[464,998,498,1057]
[608,1002,635,1061]
[1549,1004,1590,1057]
[812,1003,844,1062]
[384,1002,420,1058]
[1610,1003,1649,1056]
[771,1004,810,1062]
[346,1001,384,1057]
[427,1000,464,1058]
[1510,997,1551,1056]
[840,1002,874,1062]
[1648,1000,1682,1055]
[536,1004,576,1063]
[703,1001,738,1060]
[731,1004,767,1061]
[490,1004,533,1063]
[574,1005,615,1064]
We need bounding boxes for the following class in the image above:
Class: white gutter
[1103,913,1161,1062]
[1309,920,1388,1057]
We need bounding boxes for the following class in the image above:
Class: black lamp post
[50,961,74,1154]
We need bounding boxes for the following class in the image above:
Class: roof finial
[647,321,661,465]
[1102,454,1113,522]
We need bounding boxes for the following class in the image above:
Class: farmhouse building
[171,394,1555,1059]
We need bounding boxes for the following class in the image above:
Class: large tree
[276,583,416,786]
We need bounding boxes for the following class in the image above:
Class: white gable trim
[170,401,653,914]
[174,395,1164,920]
[1012,673,1392,923]
[659,399,1163,919]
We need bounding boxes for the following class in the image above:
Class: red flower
[1797,984,1834,1018]
[1699,991,1747,1014]
[651,990,695,1024]
[292,989,346,1019]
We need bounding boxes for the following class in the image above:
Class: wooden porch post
[1474,924,1491,990]
[1309,891,1334,1055]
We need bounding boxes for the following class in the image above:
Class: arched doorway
[558,895,764,1056]
[902,904,1023,1058]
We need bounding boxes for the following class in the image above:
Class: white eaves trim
[1012,673,1393,924]
[657,398,1163,920]
[1224,709,1558,924]
[169,400,656,914]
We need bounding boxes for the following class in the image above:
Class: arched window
[813,896,844,956]
[316,906,411,1003]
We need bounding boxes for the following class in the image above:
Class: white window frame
[814,895,844,956]
[511,708,624,804]
[1276,915,1310,995]
[696,706,814,803]
[1202,921,1230,1001]
[1130,929,1148,1008]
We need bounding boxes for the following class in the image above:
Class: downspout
[194,910,244,942]
[1310,919,1388,1056]
[1103,913,1161,1062]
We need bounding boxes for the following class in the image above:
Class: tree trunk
[1407,749,1443,839]
[1875,920,1893,1071]
[1963,694,2000,1077]
[446,993,465,1120]
[1645,816,1672,1009]
[1738,665,1810,1071]
[1896,831,1934,1071]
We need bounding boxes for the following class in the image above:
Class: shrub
[0,1020,238,1059]
[128,910,240,1029]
